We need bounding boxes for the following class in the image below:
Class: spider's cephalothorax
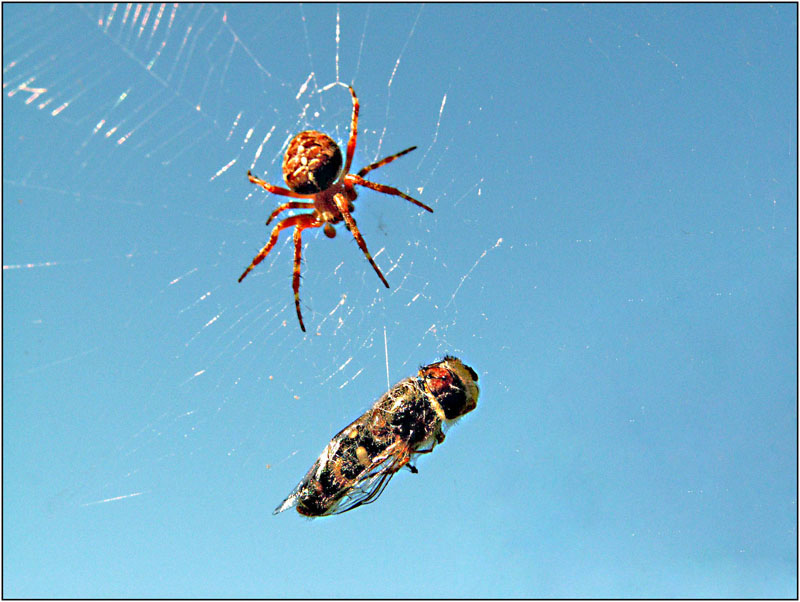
[239,85,434,332]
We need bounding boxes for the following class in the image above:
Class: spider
[238,85,433,332]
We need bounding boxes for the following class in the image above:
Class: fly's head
[420,356,479,421]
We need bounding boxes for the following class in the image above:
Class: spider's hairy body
[282,130,342,194]
[239,85,433,332]
[305,182,355,239]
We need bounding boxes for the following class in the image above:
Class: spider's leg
[333,193,390,289]
[291,215,322,332]
[346,174,434,213]
[248,171,314,199]
[238,214,313,283]
[342,85,360,175]
[357,146,417,178]
[265,201,315,226]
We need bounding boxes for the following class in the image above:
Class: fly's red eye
[423,366,454,397]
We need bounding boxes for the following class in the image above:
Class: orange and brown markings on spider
[239,85,433,332]
[274,356,480,518]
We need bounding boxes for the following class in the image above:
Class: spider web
[4,4,795,598]
[3,4,499,515]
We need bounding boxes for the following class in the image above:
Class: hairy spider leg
[346,173,434,213]
[357,146,417,178]
[332,193,390,289]
[342,85,360,176]
[238,214,318,283]
[248,171,314,199]
[265,201,316,226]
[291,215,321,332]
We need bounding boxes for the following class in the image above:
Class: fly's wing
[323,451,410,516]
[272,442,407,517]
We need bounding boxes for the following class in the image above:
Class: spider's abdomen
[282,130,343,194]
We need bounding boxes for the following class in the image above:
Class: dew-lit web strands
[274,356,479,517]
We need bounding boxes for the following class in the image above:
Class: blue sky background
[3,3,796,598]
